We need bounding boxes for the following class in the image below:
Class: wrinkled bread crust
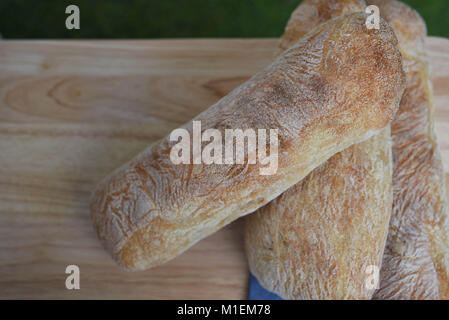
[368,0,449,300]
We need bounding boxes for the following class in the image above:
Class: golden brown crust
[276,0,367,56]
[367,0,449,300]
[245,128,393,299]
[244,0,395,300]
[90,13,405,271]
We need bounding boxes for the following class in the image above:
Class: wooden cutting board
[0,38,448,299]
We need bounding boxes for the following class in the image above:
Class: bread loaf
[245,128,393,299]
[245,0,396,300]
[90,13,404,271]
[367,0,449,300]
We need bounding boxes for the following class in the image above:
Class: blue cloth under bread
[248,273,283,300]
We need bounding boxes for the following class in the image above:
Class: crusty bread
[245,0,395,300]
[367,0,449,300]
[90,13,404,271]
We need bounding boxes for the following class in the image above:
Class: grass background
[0,0,448,39]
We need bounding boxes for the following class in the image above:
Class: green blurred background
[0,0,448,39]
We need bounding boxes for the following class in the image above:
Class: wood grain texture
[0,38,448,299]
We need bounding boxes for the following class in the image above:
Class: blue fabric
[248,273,283,300]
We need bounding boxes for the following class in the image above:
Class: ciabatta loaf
[245,0,395,300]
[367,0,449,300]
[245,128,393,299]
[90,13,404,271]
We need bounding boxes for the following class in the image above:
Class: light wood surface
[0,38,448,299]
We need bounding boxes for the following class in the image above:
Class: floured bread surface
[90,13,404,271]
[245,0,395,300]
[276,0,367,56]
[245,128,393,299]
[368,0,449,300]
